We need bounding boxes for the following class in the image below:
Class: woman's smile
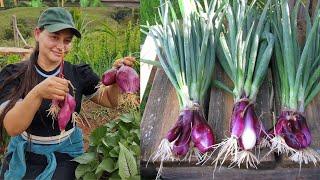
[52,51,63,58]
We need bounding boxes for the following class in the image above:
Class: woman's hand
[113,56,136,68]
[92,56,136,108]
[3,76,69,136]
[34,76,69,101]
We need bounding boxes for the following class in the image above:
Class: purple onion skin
[102,68,117,86]
[116,65,140,93]
[52,99,59,106]
[296,114,312,146]
[172,110,193,156]
[166,115,183,142]
[58,94,76,131]
[191,110,215,153]
[275,111,312,150]
[230,100,249,138]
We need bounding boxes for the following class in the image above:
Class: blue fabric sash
[3,127,83,180]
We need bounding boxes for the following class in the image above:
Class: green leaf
[119,113,134,123]
[118,143,138,179]
[89,126,108,146]
[127,136,134,143]
[109,146,120,157]
[75,164,92,179]
[106,121,117,129]
[72,152,96,164]
[95,158,115,173]
[109,177,121,180]
[96,144,106,154]
[129,144,140,156]
[140,59,162,68]
[83,172,97,180]
[131,129,140,139]
[89,160,99,171]
[119,123,130,137]
[213,80,234,95]
[109,170,121,180]
[104,132,120,147]
[95,171,103,180]
[128,175,141,180]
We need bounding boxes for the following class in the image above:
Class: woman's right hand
[34,76,69,101]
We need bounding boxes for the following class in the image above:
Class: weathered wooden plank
[0,47,32,60]
[100,0,139,7]
[141,69,180,162]
[0,47,32,54]
[208,64,276,168]
[306,95,320,151]
[208,63,233,143]
[141,64,318,177]
[158,166,320,180]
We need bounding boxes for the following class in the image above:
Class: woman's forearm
[106,83,120,107]
[3,88,43,136]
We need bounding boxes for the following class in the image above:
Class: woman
[0,7,134,179]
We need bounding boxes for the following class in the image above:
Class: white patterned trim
[34,66,60,78]
[21,127,75,144]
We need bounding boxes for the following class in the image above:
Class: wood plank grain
[208,65,276,168]
[306,95,320,151]
[141,69,180,162]
[157,166,320,180]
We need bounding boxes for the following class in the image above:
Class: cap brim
[44,23,81,38]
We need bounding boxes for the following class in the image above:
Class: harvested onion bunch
[47,56,80,134]
[269,0,320,166]
[213,0,274,169]
[98,56,139,96]
[144,0,224,178]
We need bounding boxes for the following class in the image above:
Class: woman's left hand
[92,56,136,108]
[113,56,135,68]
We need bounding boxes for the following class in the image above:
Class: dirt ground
[77,93,140,150]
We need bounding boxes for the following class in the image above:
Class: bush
[2,18,33,41]
[66,10,140,76]
[80,0,102,7]
[3,0,15,8]
[0,54,21,68]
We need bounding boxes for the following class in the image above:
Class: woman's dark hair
[0,42,41,143]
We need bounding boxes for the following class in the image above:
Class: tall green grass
[140,0,181,42]
[0,8,140,76]
[66,21,139,76]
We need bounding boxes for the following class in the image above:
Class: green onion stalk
[143,0,224,178]
[213,0,274,169]
[269,0,320,166]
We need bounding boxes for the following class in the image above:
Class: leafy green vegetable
[118,143,138,179]
[74,112,140,179]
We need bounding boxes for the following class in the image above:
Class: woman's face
[35,28,74,64]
